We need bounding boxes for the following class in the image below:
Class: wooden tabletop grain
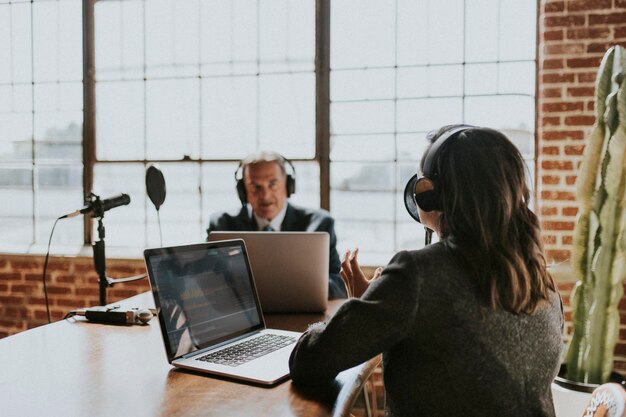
[0,292,380,417]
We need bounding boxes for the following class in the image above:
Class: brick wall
[538,0,626,375]
[538,0,626,262]
[0,254,150,338]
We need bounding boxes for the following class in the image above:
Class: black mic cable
[42,216,63,324]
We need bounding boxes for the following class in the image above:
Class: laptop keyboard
[197,334,296,367]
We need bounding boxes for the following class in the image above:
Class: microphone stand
[90,194,146,306]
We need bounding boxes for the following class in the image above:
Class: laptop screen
[145,241,264,361]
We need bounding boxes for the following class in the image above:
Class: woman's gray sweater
[289,241,564,417]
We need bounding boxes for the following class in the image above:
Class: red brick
[541,88,562,99]
[74,263,95,272]
[541,206,559,215]
[542,175,561,184]
[0,284,8,292]
[541,102,585,113]
[24,273,43,282]
[562,235,574,245]
[567,87,595,97]
[542,73,576,84]
[587,101,595,111]
[543,221,576,231]
[544,43,586,55]
[567,27,611,40]
[565,144,586,155]
[542,116,562,127]
[0,259,8,269]
[543,234,558,244]
[567,56,603,69]
[566,175,578,185]
[46,260,71,272]
[540,190,576,201]
[589,12,626,25]
[10,261,42,271]
[546,250,571,262]
[0,295,24,304]
[46,286,72,295]
[543,59,564,70]
[565,115,595,126]
[56,274,76,284]
[545,15,586,28]
[545,1,565,12]
[541,160,575,170]
[0,272,22,281]
[75,288,99,296]
[5,307,29,318]
[542,146,561,156]
[543,29,564,41]
[587,42,615,53]
[616,26,626,38]
[578,72,597,83]
[56,298,88,308]
[543,130,585,140]
[10,284,38,295]
[562,207,579,216]
[568,0,612,12]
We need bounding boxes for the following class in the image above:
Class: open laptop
[207,231,329,313]
[144,239,301,385]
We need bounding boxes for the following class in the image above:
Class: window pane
[145,0,199,78]
[465,0,499,63]
[259,72,315,158]
[35,164,82,244]
[201,76,257,159]
[95,0,144,81]
[331,69,395,102]
[500,0,536,61]
[465,95,534,132]
[465,63,498,95]
[331,0,395,69]
[397,65,463,99]
[397,98,463,133]
[10,3,32,83]
[331,101,395,135]
[96,80,145,160]
[259,0,314,73]
[289,161,319,209]
[0,113,32,161]
[331,134,395,162]
[200,0,258,76]
[34,112,82,162]
[146,78,200,160]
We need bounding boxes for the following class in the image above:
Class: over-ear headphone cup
[414,190,440,212]
[236,180,247,205]
[286,175,295,197]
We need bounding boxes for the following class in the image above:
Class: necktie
[262,225,274,232]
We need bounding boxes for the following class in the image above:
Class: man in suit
[206,151,347,299]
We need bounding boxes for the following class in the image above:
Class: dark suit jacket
[206,203,347,299]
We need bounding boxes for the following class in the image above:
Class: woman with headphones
[289,125,564,416]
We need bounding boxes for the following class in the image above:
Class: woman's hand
[340,248,383,298]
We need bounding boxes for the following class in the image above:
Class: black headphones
[404,125,474,223]
[234,152,296,206]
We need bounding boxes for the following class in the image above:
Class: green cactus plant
[565,45,626,384]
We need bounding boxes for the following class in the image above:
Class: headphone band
[421,125,473,177]
[234,153,296,182]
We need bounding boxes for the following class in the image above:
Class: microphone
[72,305,153,325]
[60,193,131,219]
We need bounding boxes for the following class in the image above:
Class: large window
[0,0,536,265]
[0,0,83,249]
[329,0,537,264]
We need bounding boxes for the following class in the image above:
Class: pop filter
[146,164,166,211]
[146,164,166,245]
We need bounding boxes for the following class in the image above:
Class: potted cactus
[557,45,626,390]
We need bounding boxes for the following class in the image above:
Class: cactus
[565,45,626,384]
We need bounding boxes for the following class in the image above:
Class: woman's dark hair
[424,125,555,314]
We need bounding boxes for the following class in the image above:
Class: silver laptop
[144,239,301,385]
[208,231,329,313]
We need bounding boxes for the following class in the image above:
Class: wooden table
[0,293,381,417]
